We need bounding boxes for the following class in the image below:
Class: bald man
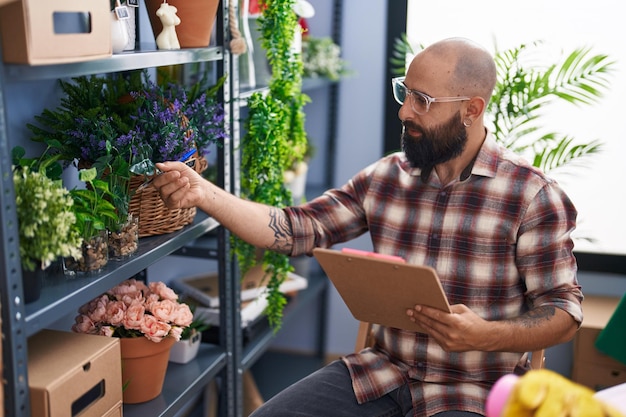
[153,37,583,417]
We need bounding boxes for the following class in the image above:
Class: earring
[463,118,472,127]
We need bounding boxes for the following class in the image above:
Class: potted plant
[302,35,350,81]
[11,147,82,302]
[65,167,119,274]
[169,312,210,364]
[235,0,309,330]
[72,278,194,403]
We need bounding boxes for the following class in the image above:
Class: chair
[355,322,545,370]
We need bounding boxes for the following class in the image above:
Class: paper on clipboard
[313,247,451,334]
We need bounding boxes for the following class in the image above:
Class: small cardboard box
[0,0,111,65]
[28,330,122,417]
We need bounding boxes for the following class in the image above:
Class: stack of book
[172,266,308,329]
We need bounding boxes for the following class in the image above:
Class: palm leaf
[533,135,603,173]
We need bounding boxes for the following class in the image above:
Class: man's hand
[152,161,207,210]
[406,304,491,351]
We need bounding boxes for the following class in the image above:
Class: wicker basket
[130,156,208,237]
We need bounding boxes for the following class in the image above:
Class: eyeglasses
[392,77,470,115]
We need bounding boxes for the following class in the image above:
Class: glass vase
[108,214,139,260]
[64,230,108,275]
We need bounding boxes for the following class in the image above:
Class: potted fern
[235,0,309,330]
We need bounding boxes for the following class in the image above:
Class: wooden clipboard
[313,247,451,334]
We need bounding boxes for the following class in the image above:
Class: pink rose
[173,303,194,327]
[87,295,109,322]
[72,315,97,334]
[169,326,183,341]
[111,279,148,301]
[123,300,146,331]
[140,314,171,343]
[151,299,177,323]
[145,293,160,311]
[100,325,115,337]
[149,281,179,301]
[105,300,127,326]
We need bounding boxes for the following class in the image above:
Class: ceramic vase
[120,336,176,404]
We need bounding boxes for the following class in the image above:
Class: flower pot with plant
[72,278,194,403]
[169,314,210,364]
[11,148,82,302]
[65,167,119,274]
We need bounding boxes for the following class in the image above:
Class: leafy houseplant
[302,36,350,81]
[12,162,82,272]
[235,0,309,330]
[66,167,118,273]
[391,38,615,173]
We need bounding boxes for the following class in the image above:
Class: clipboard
[313,247,451,334]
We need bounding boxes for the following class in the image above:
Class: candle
[155,1,181,50]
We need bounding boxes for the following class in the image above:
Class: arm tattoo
[515,306,557,328]
[266,207,294,254]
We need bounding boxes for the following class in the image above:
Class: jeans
[249,360,484,417]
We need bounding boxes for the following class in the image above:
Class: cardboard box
[0,0,111,65]
[28,330,122,417]
[571,295,626,390]
[571,361,626,392]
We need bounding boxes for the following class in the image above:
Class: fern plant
[234,0,309,330]
[391,38,615,173]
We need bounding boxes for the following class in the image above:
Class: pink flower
[151,299,178,323]
[72,279,194,343]
[123,300,145,331]
[141,314,172,343]
[105,300,127,326]
[150,281,179,301]
[173,303,194,327]
[169,326,183,341]
[72,315,97,334]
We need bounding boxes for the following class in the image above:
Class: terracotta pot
[120,336,176,404]
[145,0,221,48]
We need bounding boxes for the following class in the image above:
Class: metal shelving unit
[0,2,236,417]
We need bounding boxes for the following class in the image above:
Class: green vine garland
[233,0,309,330]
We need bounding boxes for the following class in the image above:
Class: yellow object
[501,370,625,417]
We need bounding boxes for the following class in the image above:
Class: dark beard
[401,111,467,170]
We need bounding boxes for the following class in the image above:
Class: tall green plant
[234,0,309,330]
[391,38,615,173]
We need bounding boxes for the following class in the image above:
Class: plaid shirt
[285,133,583,416]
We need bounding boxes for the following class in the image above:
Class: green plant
[70,167,119,240]
[234,0,309,330]
[11,153,82,272]
[27,70,225,169]
[390,37,615,173]
[302,36,350,81]
[488,42,613,173]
